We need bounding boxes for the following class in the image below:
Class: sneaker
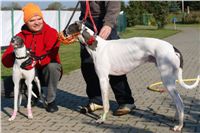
[80,103,103,114]
[46,101,58,113]
[113,104,136,116]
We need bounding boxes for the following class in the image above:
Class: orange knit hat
[22,3,43,23]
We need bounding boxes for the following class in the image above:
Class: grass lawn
[1,25,180,79]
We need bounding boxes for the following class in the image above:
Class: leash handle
[64,1,80,31]
[83,0,98,35]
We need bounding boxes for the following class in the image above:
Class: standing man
[79,1,135,116]
[2,3,62,113]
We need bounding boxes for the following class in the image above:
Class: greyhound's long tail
[178,68,200,89]
[174,46,199,89]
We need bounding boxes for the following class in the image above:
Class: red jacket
[2,22,61,69]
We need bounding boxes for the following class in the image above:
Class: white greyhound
[64,21,199,131]
[8,36,44,121]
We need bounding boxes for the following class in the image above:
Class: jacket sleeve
[1,44,15,68]
[38,28,60,67]
[103,1,121,28]
[1,33,25,68]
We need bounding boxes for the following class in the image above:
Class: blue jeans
[80,18,134,105]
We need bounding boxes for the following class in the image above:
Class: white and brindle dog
[64,21,199,131]
[8,36,44,121]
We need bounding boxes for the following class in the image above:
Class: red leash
[83,0,98,35]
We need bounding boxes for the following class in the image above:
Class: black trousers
[80,18,134,105]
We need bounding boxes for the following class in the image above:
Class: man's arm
[99,1,121,39]
[103,1,121,28]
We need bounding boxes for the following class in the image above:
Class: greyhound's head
[64,21,98,50]
[11,36,28,59]
[10,36,24,49]
[63,21,82,36]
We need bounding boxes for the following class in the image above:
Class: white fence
[0,10,81,47]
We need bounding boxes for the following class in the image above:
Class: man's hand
[20,57,37,70]
[99,25,111,40]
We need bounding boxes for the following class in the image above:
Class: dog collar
[87,36,96,46]
[15,54,28,60]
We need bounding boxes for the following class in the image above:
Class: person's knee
[45,63,61,73]
[45,63,62,80]
[46,63,58,70]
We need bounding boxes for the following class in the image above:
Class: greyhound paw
[8,111,17,121]
[96,118,104,124]
[27,108,33,119]
[171,125,182,132]
[28,114,33,119]
[96,113,107,124]
[8,116,16,121]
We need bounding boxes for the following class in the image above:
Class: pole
[11,8,14,37]
[58,8,61,32]
[182,0,184,13]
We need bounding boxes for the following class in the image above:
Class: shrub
[182,11,200,24]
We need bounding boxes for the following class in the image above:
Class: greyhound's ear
[75,21,82,30]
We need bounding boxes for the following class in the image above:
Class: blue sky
[1,0,129,9]
[0,0,128,9]
[1,0,79,9]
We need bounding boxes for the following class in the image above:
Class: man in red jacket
[2,3,62,113]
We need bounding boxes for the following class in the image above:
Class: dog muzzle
[58,31,80,45]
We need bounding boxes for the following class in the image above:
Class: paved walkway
[1,27,200,133]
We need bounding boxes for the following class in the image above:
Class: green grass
[1,25,180,79]
[59,43,80,74]
[120,25,180,39]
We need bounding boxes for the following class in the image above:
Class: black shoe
[46,101,58,113]
[31,96,39,107]
[80,103,103,114]
[113,104,136,116]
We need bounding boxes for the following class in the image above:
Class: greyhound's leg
[96,77,110,124]
[18,80,23,108]
[8,79,20,121]
[34,76,47,107]
[18,93,23,108]
[169,89,184,131]
[160,70,184,131]
[25,80,33,119]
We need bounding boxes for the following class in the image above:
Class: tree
[1,2,21,10]
[121,1,126,11]
[46,2,65,10]
[146,1,170,29]
[182,1,200,11]
[169,1,181,12]
[120,1,170,28]
[125,1,145,27]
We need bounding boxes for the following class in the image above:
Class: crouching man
[2,3,62,113]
